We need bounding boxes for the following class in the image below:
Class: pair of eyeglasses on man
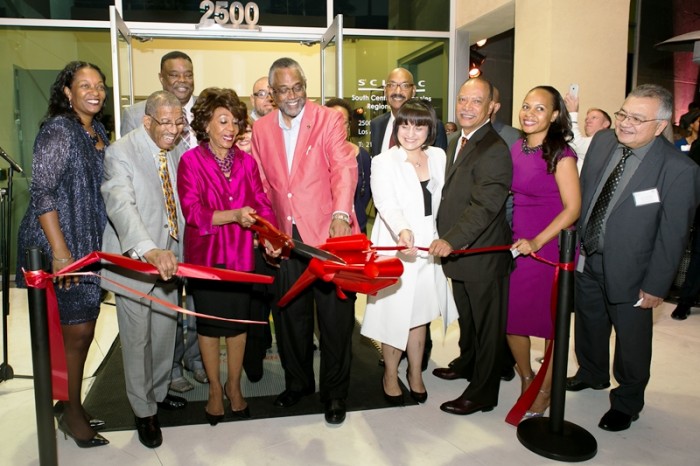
[613,111,663,127]
[147,115,185,128]
[253,90,270,99]
[272,84,305,96]
[385,82,414,90]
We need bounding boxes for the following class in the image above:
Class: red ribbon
[23,251,274,401]
[504,254,575,426]
[373,242,576,425]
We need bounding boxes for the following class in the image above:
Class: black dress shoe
[565,377,611,392]
[273,388,314,408]
[432,367,468,381]
[157,394,187,410]
[440,398,494,416]
[325,398,346,425]
[672,303,691,320]
[598,409,639,432]
[501,366,516,381]
[135,415,163,448]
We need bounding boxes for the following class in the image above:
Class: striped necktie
[180,107,192,148]
[158,149,179,240]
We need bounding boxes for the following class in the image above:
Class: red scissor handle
[249,214,293,256]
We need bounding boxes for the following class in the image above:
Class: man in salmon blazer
[251,57,359,425]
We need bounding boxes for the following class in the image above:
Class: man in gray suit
[568,84,700,432]
[122,51,205,392]
[102,90,187,448]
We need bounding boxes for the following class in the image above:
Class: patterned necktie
[582,147,633,255]
[180,107,192,149]
[460,136,468,151]
[158,149,179,240]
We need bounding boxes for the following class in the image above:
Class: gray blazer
[579,130,700,301]
[101,125,185,296]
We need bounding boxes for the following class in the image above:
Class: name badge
[633,188,660,206]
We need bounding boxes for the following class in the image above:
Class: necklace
[208,143,235,178]
[84,127,99,146]
[521,138,542,155]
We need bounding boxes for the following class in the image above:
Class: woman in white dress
[362,99,457,405]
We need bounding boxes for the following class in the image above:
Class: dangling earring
[69,99,73,109]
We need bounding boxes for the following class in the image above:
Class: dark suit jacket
[579,129,700,302]
[437,123,513,282]
[369,111,448,156]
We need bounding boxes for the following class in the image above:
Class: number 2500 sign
[200,1,259,27]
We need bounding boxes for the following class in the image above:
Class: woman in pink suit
[177,87,277,425]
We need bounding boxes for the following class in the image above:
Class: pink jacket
[251,100,359,246]
[177,144,276,271]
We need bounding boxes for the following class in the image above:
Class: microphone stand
[0,145,26,383]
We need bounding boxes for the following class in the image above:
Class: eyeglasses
[253,90,270,99]
[148,114,185,128]
[272,84,305,97]
[613,111,663,127]
[385,82,414,90]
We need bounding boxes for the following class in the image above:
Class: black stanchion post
[26,246,58,466]
[517,229,597,462]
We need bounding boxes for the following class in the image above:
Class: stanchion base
[517,417,597,462]
[0,362,14,382]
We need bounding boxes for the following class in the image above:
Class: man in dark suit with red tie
[568,84,700,432]
[429,77,513,415]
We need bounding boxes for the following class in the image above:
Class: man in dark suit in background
[568,84,700,432]
[429,77,513,415]
[369,67,448,156]
[369,67,447,371]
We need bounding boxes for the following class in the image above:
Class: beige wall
[511,0,630,126]
[455,0,630,129]
[129,39,319,103]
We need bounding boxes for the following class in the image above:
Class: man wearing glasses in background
[249,76,275,121]
[251,57,359,426]
[369,67,447,372]
[569,84,700,432]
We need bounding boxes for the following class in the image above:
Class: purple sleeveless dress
[507,139,577,339]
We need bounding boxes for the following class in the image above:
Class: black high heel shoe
[205,410,225,426]
[381,377,404,406]
[405,367,427,403]
[54,401,106,431]
[57,415,109,448]
[225,382,252,419]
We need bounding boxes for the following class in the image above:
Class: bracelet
[332,213,350,224]
[52,255,73,263]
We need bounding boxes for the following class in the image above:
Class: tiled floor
[1,288,698,465]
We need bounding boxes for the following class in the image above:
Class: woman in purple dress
[177,87,277,425]
[507,86,580,418]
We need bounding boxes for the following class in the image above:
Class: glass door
[320,15,343,101]
[109,6,133,138]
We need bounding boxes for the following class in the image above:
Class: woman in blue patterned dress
[16,61,110,447]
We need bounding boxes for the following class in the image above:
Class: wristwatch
[332,212,351,224]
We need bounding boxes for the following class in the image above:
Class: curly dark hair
[527,85,573,174]
[45,61,107,126]
[191,87,247,143]
[391,98,437,149]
